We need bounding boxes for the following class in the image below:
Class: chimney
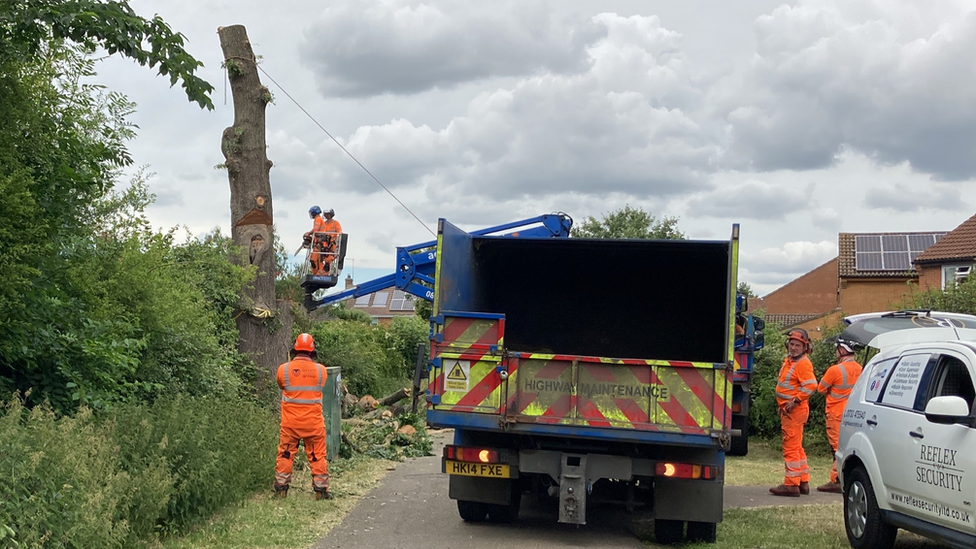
[345,274,354,290]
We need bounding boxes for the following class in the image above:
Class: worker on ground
[304,206,342,276]
[274,333,332,500]
[769,328,818,497]
[816,338,862,494]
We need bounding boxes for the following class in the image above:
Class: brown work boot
[273,485,289,499]
[769,484,800,497]
[799,481,810,495]
[817,481,843,494]
[314,488,332,500]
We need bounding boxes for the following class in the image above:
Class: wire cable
[257,66,435,237]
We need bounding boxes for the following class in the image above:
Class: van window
[925,356,976,413]
[879,353,932,411]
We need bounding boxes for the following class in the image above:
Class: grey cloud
[299,1,604,97]
[741,240,836,275]
[152,188,185,207]
[312,13,721,203]
[723,1,976,180]
[862,182,967,213]
[686,180,811,220]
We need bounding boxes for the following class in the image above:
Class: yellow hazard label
[445,360,470,392]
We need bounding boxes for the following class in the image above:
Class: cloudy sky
[102,0,976,296]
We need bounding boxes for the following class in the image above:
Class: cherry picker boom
[302,213,573,311]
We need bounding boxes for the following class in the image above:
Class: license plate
[445,460,510,478]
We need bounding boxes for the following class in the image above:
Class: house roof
[914,212,976,264]
[838,232,945,278]
[764,313,823,329]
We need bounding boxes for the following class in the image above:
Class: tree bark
[218,25,292,391]
[378,387,411,407]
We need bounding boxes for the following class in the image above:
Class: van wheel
[687,521,717,543]
[844,466,896,549]
[655,519,684,544]
[457,500,488,522]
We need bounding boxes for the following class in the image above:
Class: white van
[837,311,976,549]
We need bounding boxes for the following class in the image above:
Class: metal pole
[412,342,425,414]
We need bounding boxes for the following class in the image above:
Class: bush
[310,315,428,398]
[0,393,277,547]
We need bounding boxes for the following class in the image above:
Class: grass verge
[161,456,395,549]
[725,437,834,486]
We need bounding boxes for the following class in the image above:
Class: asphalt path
[312,431,841,549]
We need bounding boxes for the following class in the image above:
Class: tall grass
[0,394,278,548]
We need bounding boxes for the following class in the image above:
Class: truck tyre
[687,521,717,543]
[654,519,684,544]
[487,495,521,523]
[728,416,748,457]
[844,466,896,549]
[457,500,489,522]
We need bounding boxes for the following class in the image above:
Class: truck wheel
[728,416,748,457]
[487,493,521,523]
[687,521,717,543]
[457,500,488,522]
[654,519,684,544]
[844,466,896,549]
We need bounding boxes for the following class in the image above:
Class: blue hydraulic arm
[308,213,572,310]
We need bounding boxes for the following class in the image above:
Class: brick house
[340,275,418,325]
[913,212,976,290]
[756,230,948,338]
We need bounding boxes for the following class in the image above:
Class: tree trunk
[218,25,292,391]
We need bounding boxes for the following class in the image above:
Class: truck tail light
[731,402,742,413]
[655,462,717,480]
[444,445,499,464]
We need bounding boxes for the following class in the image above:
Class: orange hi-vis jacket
[818,358,863,412]
[775,354,817,408]
[314,218,342,247]
[276,356,328,429]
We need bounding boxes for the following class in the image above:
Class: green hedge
[0,394,277,548]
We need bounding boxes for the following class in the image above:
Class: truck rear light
[731,402,742,413]
[443,445,499,463]
[655,462,717,480]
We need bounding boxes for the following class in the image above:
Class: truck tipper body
[427,218,743,543]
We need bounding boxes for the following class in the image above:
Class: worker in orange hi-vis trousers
[816,338,862,494]
[770,328,818,497]
[274,333,331,500]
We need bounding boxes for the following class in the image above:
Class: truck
[308,214,763,542]
[426,217,749,544]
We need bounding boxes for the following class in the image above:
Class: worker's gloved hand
[303,235,312,247]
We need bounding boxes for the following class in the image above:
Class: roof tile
[914,212,976,264]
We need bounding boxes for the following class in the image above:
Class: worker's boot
[273,484,289,499]
[817,481,843,494]
[799,481,810,495]
[769,484,800,497]
[314,486,332,500]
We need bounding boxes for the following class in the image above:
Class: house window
[390,290,415,311]
[372,291,389,308]
[354,295,371,307]
[942,264,973,289]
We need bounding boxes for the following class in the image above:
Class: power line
[257,66,435,237]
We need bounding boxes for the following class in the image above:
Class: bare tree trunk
[218,25,292,391]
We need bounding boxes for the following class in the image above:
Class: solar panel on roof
[854,232,946,272]
[856,252,883,270]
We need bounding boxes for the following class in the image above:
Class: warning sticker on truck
[444,359,470,391]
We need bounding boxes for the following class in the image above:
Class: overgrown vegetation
[0,395,278,547]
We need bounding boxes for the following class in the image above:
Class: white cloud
[724,0,976,179]
[862,182,967,212]
[685,180,812,220]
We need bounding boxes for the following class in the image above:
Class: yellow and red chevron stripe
[430,316,507,413]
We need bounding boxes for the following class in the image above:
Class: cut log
[358,395,378,411]
[378,387,411,407]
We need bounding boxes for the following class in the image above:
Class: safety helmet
[293,333,315,353]
[323,208,335,217]
[836,337,856,355]
[309,205,322,218]
[785,328,812,353]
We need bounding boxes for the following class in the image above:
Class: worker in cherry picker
[304,206,342,276]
